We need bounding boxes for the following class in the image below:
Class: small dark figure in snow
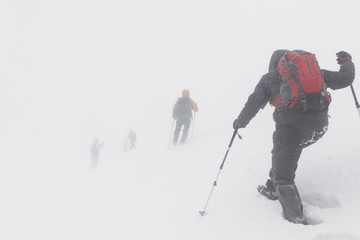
[233,50,355,224]
[128,129,136,150]
[172,89,198,145]
[90,138,104,168]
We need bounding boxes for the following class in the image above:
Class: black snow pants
[270,120,328,184]
[173,118,191,145]
[269,120,328,223]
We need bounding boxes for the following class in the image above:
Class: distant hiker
[172,89,198,145]
[90,138,104,168]
[233,50,355,224]
[128,129,137,150]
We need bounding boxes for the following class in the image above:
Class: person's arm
[190,99,198,112]
[322,51,355,90]
[234,75,271,129]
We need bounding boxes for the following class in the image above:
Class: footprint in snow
[301,192,340,209]
[301,192,341,225]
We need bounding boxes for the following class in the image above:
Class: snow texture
[1,0,360,240]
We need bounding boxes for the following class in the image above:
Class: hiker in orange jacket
[172,89,198,145]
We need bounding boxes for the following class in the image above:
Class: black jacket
[237,60,355,127]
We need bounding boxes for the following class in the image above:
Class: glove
[336,51,352,65]
[233,119,242,130]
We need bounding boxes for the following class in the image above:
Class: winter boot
[257,179,278,200]
[276,184,308,225]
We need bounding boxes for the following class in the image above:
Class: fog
[1,0,360,239]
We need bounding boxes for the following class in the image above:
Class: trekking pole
[199,130,242,216]
[191,112,196,138]
[168,120,175,149]
[350,85,360,118]
[101,141,105,166]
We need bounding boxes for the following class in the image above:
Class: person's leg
[272,122,328,184]
[271,124,305,223]
[271,124,303,185]
[91,155,99,168]
[276,184,307,224]
[129,139,135,150]
[173,120,183,145]
[270,121,328,224]
[180,118,191,143]
[258,126,302,200]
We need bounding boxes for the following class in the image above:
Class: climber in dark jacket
[233,50,355,224]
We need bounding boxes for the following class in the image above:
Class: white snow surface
[1,0,360,239]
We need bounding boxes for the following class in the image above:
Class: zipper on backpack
[306,58,314,78]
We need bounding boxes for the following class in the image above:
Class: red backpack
[273,50,331,112]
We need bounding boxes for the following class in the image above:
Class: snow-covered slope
[1,116,360,240]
